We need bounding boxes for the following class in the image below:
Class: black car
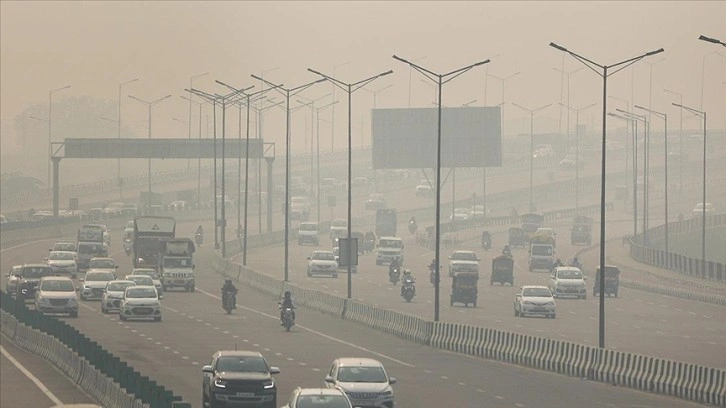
[202,350,280,408]
[12,264,54,300]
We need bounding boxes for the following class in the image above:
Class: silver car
[324,358,395,408]
[45,251,78,276]
[119,286,161,322]
[130,268,163,298]
[101,280,136,314]
[80,270,116,300]
[514,285,556,319]
[34,276,79,317]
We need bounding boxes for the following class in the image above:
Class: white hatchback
[119,286,161,322]
[514,285,556,319]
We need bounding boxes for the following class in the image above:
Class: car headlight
[262,380,275,389]
[546,301,555,305]
[68,297,78,304]
[380,390,392,396]
[523,300,533,305]
[214,378,227,388]
[84,285,91,290]
[37,296,48,303]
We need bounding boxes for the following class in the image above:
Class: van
[298,222,319,246]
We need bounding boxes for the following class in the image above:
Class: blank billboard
[371,107,501,169]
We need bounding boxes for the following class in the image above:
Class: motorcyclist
[401,269,416,296]
[409,216,417,226]
[221,278,238,309]
[196,225,204,237]
[502,245,512,257]
[570,257,583,269]
[552,258,564,270]
[389,258,401,280]
[278,290,296,325]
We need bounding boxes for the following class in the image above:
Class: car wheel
[101,306,107,314]
[190,285,195,293]
[119,314,126,321]
[550,313,556,319]
[154,316,161,322]
[514,306,519,317]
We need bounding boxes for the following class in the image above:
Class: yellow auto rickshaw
[450,272,478,307]
[491,255,514,286]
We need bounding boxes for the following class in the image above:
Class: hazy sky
[1,1,725,154]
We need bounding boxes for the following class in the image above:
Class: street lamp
[392,54,491,321]
[118,78,139,199]
[553,67,583,138]
[672,103,707,277]
[617,108,650,242]
[297,98,338,222]
[663,89,684,194]
[699,51,725,124]
[408,56,427,108]
[128,94,172,213]
[560,102,596,211]
[251,74,325,281]
[635,105,669,258]
[330,61,352,152]
[48,85,71,192]
[608,112,639,238]
[512,102,552,213]
[550,41,664,349]
[188,72,209,169]
[307,67,393,299]
[609,95,632,206]
[699,35,726,47]
[487,71,520,106]
[181,95,210,210]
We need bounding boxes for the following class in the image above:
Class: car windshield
[49,252,75,260]
[125,287,157,298]
[90,259,115,268]
[452,252,477,261]
[107,282,135,292]
[215,356,269,373]
[54,243,76,251]
[558,270,583,279]
[300,224,318,231]
[531,246,553,256]
[296,395,351,408]
[522,288,552,297]
[313,252,335,261]
[163,257,192,268]
[40,280,75,292]
[78,244,102,254]
[86,272,114,281]
[379,239,402,248]
[134,270,160,279]
[127,276,153,285]
[337,366,387,383]
[22,267,53,277]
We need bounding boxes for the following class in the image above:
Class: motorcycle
[401,277,416,302]
[389,266,401,285]
[408,220,417,234]
[481,231,491,251]
[281,307,295,332]
[222,291,235,314]
[195,232,203,246]
[363,237,375,253]
[123,239,133,256]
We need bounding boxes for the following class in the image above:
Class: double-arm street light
[608,95,632,205]
[181,95,210,210]
[392,55,491,321]
[617,108,650,243]
[307,67,393,299]
[297,98,338,222]
[560,102,596,211]
[330,61,352,152]
[553,67,583,139]
[550,41,664,349]
[635,105,669,258]
[117,79,139,199]
[663,89,685,194]
[188,73,209,169]
[48,85,71,192]
[128,94,172,212]
[673,103,707,277]
[608,112,639,239]
[512,102,552,213]
[251,75,326,281]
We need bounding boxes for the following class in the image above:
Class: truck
[133,216,176,270]
[76,224,109,271]
[159,238,196,292]
[376,236,404,266]
[528,242,554,272]
[570,216,593,246]
[376,208,397,237]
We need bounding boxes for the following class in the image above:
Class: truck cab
[528,243,554,272]
[159,238,195,292]
[376,236,404,266]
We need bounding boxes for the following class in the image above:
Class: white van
[298,222,319,245]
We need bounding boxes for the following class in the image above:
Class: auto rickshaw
[481,231,492,250]
[508,227,527,248]
[491,254,514,286]
[450,272,478,307]
[593,265,621,297]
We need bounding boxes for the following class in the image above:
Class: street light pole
[251,75,325,281]
[48,85,71,192]
[512,102,552,213]
[618,109,649,243]
[392,55,491,321]
[673,103,707,278]
[307,67,393,300]
[118,79,138,200]
[181,95,208,209]
[560,102,596,211]
[553,67,583,140]
[128,94,172,213]
[550,42,664,349]
[664,89,684,194]
[635,105,669,258]
[609,95,631,206]
[330,61,352,152]
[608,112,639,238]
[188,73,209,169]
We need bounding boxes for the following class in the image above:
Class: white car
[324,358,395,408]
[415,184,433,197]
[119,286,162,322]
[448,250,480,277]
[88,257,119,274]
[514,285,556,318]
[34,276,79,317]
[470,205,490,218]
[449,208,471,222]
[329,218,348,239]
[50,241,77,253]
[692,202,714,217]
[79,270,116,300]
[307,251,339,278]
[549,267,587,299]
[280,387,354,408]
[124,274,155,288]
[45,251,78,276]
[130,268,163,298]
[101,280,137,314]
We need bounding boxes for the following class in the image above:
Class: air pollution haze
[0,1,724,180]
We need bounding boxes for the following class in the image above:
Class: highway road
[0,229,702,408]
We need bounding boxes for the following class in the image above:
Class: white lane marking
[197,288,415,368]
[165,306,179,313]
[0,345,64,406]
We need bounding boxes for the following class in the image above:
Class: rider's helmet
[573,257,579,264]
[556,258,562,264]
[284,290,291,299]
[224,278,232,285]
